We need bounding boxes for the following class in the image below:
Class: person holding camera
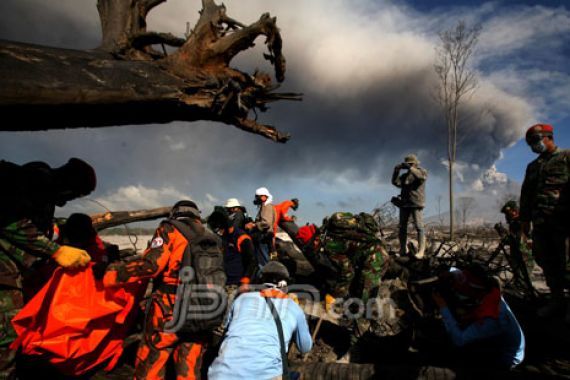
[432,265,525,370]
[391,154,428,257]
[208,261,312,380]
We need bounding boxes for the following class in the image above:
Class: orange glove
[289,293,299,305]
[52,245,91,268]
[239,277,251,293]
[325,294,337,313]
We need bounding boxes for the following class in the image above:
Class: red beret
[526,123,554,140]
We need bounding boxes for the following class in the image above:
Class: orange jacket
[103,222,194,350]
[274,200,296,232]
[103,222,187,288]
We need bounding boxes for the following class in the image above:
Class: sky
[0,0,569,226]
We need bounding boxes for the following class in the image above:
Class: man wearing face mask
[208,207,257,287]
[224,198,250,230]
[520,124,570,322]
[245,187,276,268]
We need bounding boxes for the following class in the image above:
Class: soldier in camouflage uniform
[0,158,96,379]
[320,212,390,304]
[392,154,428,258]
[519,124,570,321]
[499,200,535,295]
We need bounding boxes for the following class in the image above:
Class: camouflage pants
[0,240,25,380]
[532,225,570,297]
[0,289,21,380]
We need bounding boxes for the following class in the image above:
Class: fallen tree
[0,0,300,142]
[91,206,171,231]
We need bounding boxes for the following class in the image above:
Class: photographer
[391,154,428,257]
[208,262,312,380]
[432,265,525,370]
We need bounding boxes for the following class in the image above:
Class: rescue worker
[278,213,389,306]
[23,213,118,298]
[499,201,535,294]
[274,198,300,237]
[391,154,428,258]
[245,187,276,268]
[224,198,249,230]
[432,265,525,369]
[103,200,209,380]
[207,207,257,286]
[59,213,118,265]
[519,123,570,321]
[208,261,312,380]
[0,158,96,379]
[319,213,389,305]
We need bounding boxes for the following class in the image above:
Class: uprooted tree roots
[0,0,301,142]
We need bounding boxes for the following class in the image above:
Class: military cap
[404,154,420,164]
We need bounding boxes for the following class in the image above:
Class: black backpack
[163,217,227,334]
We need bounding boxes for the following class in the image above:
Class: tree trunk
[449,159,454,240]
[91,206,171,230]
[0,0,300,142]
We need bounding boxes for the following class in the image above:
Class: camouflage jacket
[321,234,389,302]
[0,219,60,289]
[392,166,428,208]
[520,147,570,226]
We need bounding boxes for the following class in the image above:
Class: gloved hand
[325,293,337,313]
[52,245,91,268]
[238,277,252,293]
[289,292,299,305]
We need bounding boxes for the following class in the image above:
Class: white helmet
[255,187,271,197]
[254,187,273,205]
[224,198,242,208]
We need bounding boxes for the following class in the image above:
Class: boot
[537,296,565,318]
[416,229,426,259]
